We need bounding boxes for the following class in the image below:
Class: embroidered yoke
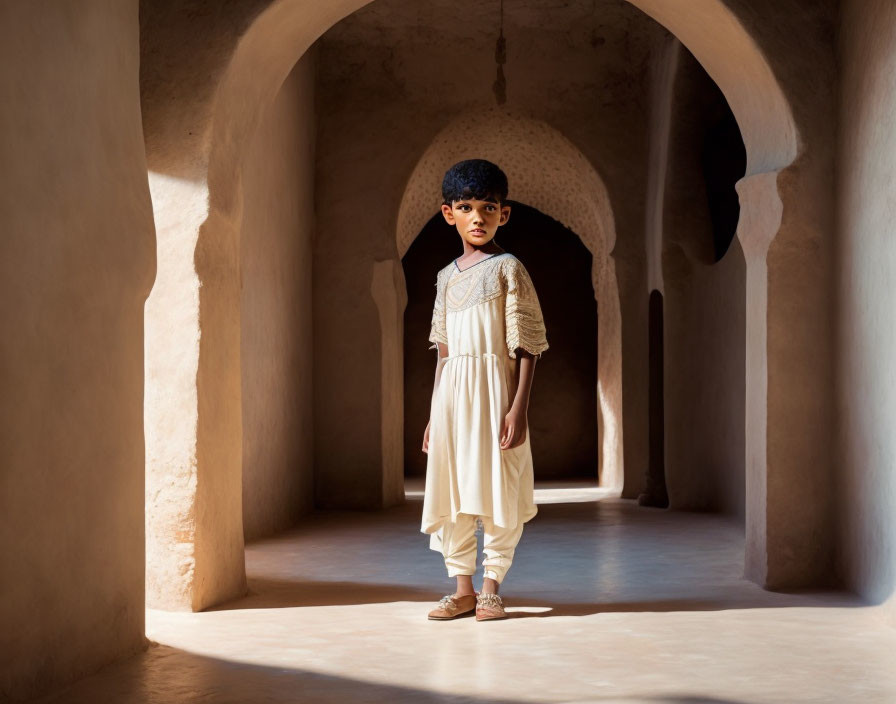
[421,252,549,539]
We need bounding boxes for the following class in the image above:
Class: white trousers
[429,512,525,584]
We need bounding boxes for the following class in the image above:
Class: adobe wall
[0,1,154,698]
[240,52,317,541]
[743,0,837,587]
[136,0,840,606]
[631,0,837,587]
[746,0,838,588]
[140,0,371,611]
[835,0,896,623]
[662,46,746,519]
[0,10,861,703]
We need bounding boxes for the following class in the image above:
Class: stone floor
[31,481,896,703]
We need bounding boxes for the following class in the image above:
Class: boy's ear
[500,203,511,225]
[441,203,456,224]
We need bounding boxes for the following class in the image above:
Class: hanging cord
[493,0,506,105]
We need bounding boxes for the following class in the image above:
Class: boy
[421,158,549,621]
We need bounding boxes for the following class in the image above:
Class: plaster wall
[135,0,840,605]
[735,0,837,588]
[834,0,896,621]
[240,53,317,541]
[643,0,837,586]
[663,248,746,518]
[140,0,369,611]
[0,1,155,698]
[662,47,746,519]
[313,0,656,507]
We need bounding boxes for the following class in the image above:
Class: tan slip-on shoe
[427,592,477,620]
[475,592,508,621]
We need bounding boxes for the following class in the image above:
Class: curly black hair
[441,159,509,206]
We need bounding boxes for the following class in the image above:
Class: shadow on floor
[29,640,760,704]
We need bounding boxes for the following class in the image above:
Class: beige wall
[757,0,838,588]
[0,8,884,701]
[835,0,896,621]
[140,0,365,612]
[136,0,842,602]
[241,52,317,541]
[664,248,746,517]
[0,1,155,698]
[663,47,746,519]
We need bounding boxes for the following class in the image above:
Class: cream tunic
[421,252,549,542]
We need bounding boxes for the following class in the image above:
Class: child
[421,158,549,621]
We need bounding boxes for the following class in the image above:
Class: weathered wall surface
[834,0,896,622]
[241,52,317,541]
[140,0,371,611]
[663,47,746,520]
[0,1,155,698]
[734,0,838,588]
[134,0,844,609]
[0,6,871,701]
[623,0,838,587]
[313,0,656,507]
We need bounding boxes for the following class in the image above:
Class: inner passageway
[32,485,896,703]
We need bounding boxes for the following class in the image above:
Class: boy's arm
[509,348,536,415]
[500,347,536,450]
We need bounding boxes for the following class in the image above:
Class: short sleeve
[427,268,448,350]
[503,257,549,359]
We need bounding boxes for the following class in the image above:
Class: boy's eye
[458,204,496,212]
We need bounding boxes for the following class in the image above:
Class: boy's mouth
[470,229,486,235]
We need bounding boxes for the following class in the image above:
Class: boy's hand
[500,407,527,450]
[422,419,431,454]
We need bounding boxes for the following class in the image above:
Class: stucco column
[141,0,373,609]
[739,162,834,589]
[736,172,778,584]
[144,177,247,611]
[372,258,408,507]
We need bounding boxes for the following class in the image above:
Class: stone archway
[142,0,811,610]
[626,1,803,588]
[390,107,623,497]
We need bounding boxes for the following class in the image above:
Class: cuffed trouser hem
[434,512,525,585]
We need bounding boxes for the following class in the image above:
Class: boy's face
[440,196,511,247]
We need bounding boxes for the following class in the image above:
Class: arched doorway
[392,109,622,496]
[141,0,806,610]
